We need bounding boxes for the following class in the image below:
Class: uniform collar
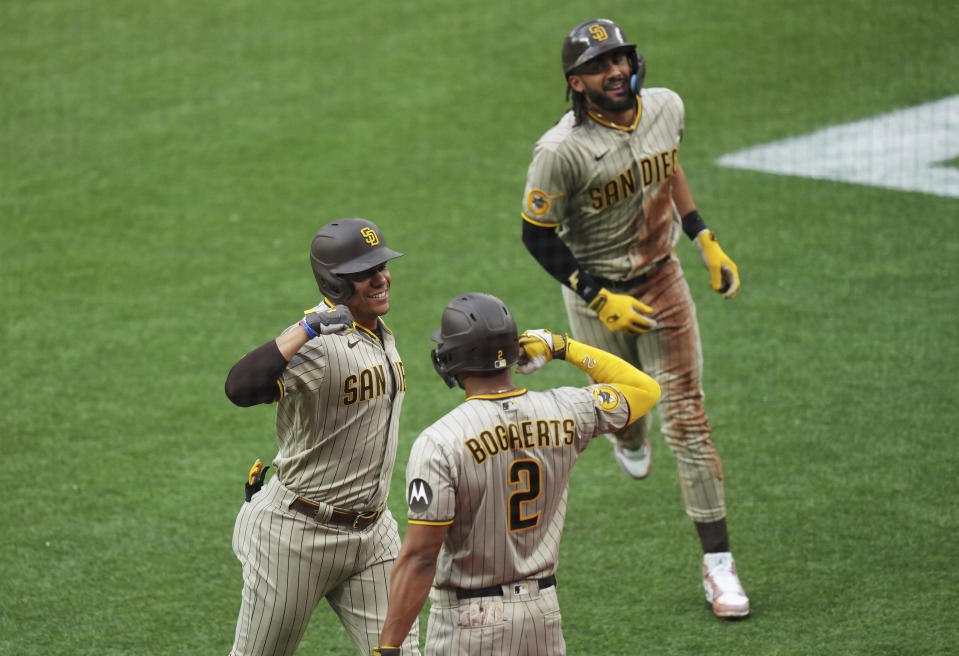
[587,94,643,132]
[465,389,528,401]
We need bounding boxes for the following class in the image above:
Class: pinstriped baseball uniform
[230,315,420,656]
[405,384,632,655]
[521,88,727,523]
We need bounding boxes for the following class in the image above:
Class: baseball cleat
[702,552,750,618]
[609,437,653,479]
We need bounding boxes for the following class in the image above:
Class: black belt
[593,256,670,292]
[455,575,556,600]
[289,497,382,530]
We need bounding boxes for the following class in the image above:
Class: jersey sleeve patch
[525,188,564,219]
[407,478,433,514]
[592,384,621,411]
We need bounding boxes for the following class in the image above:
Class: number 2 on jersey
[508,459,542,532]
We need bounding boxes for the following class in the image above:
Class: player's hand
[516,329,568,374]
[588,288,657,334]
[694,230,740,299]
[300,304,355,338]
[372,648,401,656]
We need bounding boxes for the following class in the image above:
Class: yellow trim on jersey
[521,212,561,228]
[587,94,643,132]
[408,519,454,526]
[354,322,382,344]
[275,380,285,402]
[466,389,528,401]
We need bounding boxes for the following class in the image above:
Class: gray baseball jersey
[230,317,420,656]
[403,384,631,655]
[273,317,406,507]
[522,87,684,282]
[521,88,727,524]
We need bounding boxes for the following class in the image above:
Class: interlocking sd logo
[589,24,608,41]
[360,226,379,246]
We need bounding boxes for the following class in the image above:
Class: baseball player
[224,218,420,655]
[372,292,661,655]
[519,19,749,618]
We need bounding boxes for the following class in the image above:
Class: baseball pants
[230,476,421,655]
[562,256,726,522]
[424,582,564,655]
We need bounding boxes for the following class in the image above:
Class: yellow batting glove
[694,231,740,299]
[516,329,568,374]
[588,288,657,334]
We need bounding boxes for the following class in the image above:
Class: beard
[585,84,636,114]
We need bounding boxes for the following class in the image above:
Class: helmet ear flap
[315,269,353,303]
[431,348,458,389]
[630,51,646,94]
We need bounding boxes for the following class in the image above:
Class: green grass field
[2,1,958,654]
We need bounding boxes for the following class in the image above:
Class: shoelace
[707,558,743,593]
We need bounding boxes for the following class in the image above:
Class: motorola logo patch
[407,479,433,513]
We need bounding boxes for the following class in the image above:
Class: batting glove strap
[693,230,741,299]
[516,329,568,375]
[587,288,657,334]
[372,648,401,656]
[302,303,355,337]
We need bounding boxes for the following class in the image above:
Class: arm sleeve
[224,339,287,407]
[564,338,661,424]
[521,221,601,303]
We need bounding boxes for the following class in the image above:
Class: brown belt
[288,497,382,530]
[593,255,670,292]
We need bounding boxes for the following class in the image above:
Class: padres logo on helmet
[361,226,379,246]
[588,24,609,41]
[309,217,403,303]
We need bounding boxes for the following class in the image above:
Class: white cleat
[702,552,750,618]
[609,437,653,480]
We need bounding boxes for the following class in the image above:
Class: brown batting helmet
[562,18,645,90]
[309,218,403,303]
[430,292,520,389]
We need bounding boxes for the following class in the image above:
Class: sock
[696,517,730,554]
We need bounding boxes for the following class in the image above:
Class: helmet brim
[333,247,404,274]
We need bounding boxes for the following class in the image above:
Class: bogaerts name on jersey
[464,418,576,465]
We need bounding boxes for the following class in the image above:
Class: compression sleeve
[224,339,287,407]
[522,221,601,303]
[564,338,661,424]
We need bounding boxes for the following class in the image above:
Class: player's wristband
[681,210,708,240]
[299,320,317,339]
[372,647,401,656]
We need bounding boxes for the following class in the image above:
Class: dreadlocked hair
[565,86,589,126]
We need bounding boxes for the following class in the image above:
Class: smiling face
[343,262,391,330]
[568,49,636,118]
